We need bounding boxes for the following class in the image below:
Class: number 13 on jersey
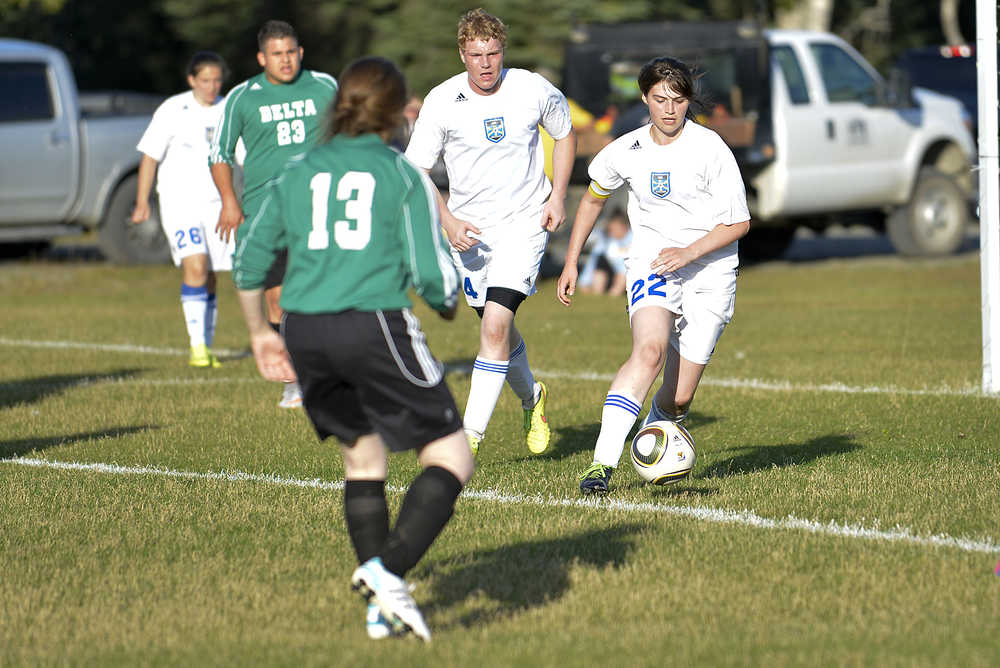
[307,171,374,251]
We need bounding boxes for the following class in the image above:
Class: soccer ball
[630,420,696,485]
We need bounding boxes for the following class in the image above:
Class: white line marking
[3,337,997,398]
[5,457,997,555]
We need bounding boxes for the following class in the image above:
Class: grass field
[2,252,998,666]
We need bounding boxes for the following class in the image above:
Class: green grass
[2,253,998,666]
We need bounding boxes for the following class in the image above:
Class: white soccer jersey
[137,90,224,203]
[405,68,572,228]
[589,121,750,275]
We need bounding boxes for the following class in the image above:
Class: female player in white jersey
[405,8,576,457]
[132,51,233,368]
[557,57,751,494]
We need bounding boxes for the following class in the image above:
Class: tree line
[0,0,973,97]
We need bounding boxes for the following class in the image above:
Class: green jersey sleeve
[397,155,459,313]
[209,80,250,168]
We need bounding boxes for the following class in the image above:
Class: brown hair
[322,56,407,141]
[457,8,507,49]
[186,51,229,81]
[257,20,298,52]
[638,56,707,117]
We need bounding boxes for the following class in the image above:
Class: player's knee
[479,318,510,351]
[633,341,667,372]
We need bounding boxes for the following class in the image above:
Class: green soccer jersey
[209,69,337,205]
[233,133,459,315]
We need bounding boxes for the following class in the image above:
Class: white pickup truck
[563,22,976,258]
[0,38,168,263]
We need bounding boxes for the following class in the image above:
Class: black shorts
[282,309,462,452]
[263,249,288,290]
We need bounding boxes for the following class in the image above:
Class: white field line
[2,337,997,399]
[6,456,998,555]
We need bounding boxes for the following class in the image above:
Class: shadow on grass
[0,425,157,460]
[420,523,641,629]
[696,433,860,480]
[0,369,143,409]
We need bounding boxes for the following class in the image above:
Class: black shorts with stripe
[282,309,462,452]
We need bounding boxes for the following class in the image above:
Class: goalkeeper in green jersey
[233,56,474,643]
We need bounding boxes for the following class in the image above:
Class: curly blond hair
[457,8,507,49]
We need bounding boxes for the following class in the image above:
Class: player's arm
[211,162,244,243]
[236,287,296,382]
[209,91,246,242]
[131,154,158,223]
[650,220,750,274]
[403,168,460,319]
[232,185,295,381]
[542,128,577,233]
[557,186,608,306]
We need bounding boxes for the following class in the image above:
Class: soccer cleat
[579,462,614,495]
[279,381,302,408]
[523,381,551,454]
[352,557,431,642]
[189,344,221,368]
[366,603,394,640]
[466,431,482,457]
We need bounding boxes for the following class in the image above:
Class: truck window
[809,43,878,106]
[772,45,810,105]
[0,62,54,123]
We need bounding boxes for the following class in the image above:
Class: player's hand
[541,199,567,233]
[557,265,578,307]
[445,215,481,252]
[249,331,297,383]
[216,200,245,244]
[130,201,150,224]
[651,246,695,274]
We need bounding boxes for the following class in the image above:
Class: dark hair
[186,51,229,81]
[322,57,407,141]
[257,20,298,52]
[637,56,706,116]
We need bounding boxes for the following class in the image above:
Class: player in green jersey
[233,56,474,643]
[209,19,337,407]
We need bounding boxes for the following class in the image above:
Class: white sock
[593,392,642,467]
[204,293,218,347]
[180,284,208,347]
[464,357,509,437]
[506,339,536,408]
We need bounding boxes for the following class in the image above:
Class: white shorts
[158,195,233,270]
[626,261,736,365]
[451,207,548,308]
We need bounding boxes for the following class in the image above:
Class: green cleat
[579,462,613,495]
[523,381,551,454]
[466,431,481,457]
[189,344,220,368]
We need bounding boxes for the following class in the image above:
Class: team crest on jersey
[484,117,505,143]
[651,172,671,198]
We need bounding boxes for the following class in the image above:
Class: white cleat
[279,381,302,408]
[366,603,394,639]
[351,557,431,642]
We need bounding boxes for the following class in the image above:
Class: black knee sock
[344,480,389,565]
[380,466,463,578]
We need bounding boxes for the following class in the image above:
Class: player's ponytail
[322,57,407,142]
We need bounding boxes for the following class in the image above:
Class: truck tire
[738,226,796,262]
[887,167,968,257]
[98,174,171,264]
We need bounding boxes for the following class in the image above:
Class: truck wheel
[738,226,796,262]
[887,168,968,257]
[98,174,171,264]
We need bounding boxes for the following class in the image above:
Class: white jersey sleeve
[136,95,178,163]
[536,73,572,141]
[404,98,447,171]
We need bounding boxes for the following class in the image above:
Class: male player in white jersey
[557,57,750,494]
[405,7,577,457]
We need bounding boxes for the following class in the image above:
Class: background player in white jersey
[405,8,577,457]
[132,51,232,368]
[557,57,751,494]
